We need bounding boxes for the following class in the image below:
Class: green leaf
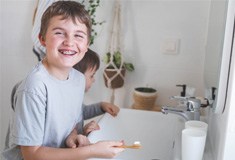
[113,51,122,68]
[103,51,135,72]
[124,63,135,72]
[103,52,111,64]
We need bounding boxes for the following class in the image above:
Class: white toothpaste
[134,141,141,145]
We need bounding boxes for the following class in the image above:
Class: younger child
[2,1,124,160]
[66,49,120,148]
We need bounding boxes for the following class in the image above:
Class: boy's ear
[39,34,46,46]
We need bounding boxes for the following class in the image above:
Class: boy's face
[84,67,97,92]
[40,15,89,70]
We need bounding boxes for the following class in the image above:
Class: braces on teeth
[63,51,74,55]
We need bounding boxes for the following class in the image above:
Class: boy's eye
[75,34,84,38]
[55,32,63,35]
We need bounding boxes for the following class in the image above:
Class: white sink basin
[88,108,184,160]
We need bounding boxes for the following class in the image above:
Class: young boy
[66,49,120,148]
[2,1,124,160]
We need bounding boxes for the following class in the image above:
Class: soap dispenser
[176,84,196,97]
[176,84,187,106]
[176,84,186,97]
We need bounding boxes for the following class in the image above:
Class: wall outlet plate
[162,38,180,55]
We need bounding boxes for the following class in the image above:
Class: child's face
[40,15,89,70]
[84,67,97,92]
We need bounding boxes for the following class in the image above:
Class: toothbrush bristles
[119,141,141,149]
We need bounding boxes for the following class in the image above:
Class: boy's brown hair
[39,1,92,43]
[73,49,100,74]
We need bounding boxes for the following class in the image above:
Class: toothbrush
[119,141,141,149]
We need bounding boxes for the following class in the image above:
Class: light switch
[162,38,180,55]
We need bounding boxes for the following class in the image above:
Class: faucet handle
[170,96,201,111]
[170,96,188,101]
[187,98,201,111]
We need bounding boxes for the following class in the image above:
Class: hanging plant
[103,51,134,72]
[103,51,134,89]
[82,0,105,45]
[102,0,134,90]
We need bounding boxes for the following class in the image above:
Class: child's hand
[101,102,120,117]
[66,130,90,148]
[90,140,125,158]
[83,120,100,136]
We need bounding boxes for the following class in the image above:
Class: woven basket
[132,87,157,110]
[103,68,126,89]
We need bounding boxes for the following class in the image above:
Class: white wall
[0,0,2,152]
[0,0,38,153]
[209,28,235,160]
[207,0,235,159]
[87,0,209,107]
[223,40,235,159]
[0,0,210,154]
[222,35,235,160]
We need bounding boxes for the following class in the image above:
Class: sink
[88,108,184,160]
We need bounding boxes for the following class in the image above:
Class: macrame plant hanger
[103,0,124,104]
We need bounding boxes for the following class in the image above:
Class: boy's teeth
[62,51,74,55]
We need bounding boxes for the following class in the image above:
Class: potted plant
[103,51,134,88]
[132,87,157,110]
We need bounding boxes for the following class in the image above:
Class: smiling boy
[2,1,124,160]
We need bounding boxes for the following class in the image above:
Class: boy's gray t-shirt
[2,62,85,160]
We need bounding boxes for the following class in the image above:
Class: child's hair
[73,49,100,74]
[39,1,92,42]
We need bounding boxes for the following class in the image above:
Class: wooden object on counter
[132,87,157,110]
[152,105,162,112]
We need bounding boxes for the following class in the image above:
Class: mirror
[0,0,233,114]
[204,0,234,113]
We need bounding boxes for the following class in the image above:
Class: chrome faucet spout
[161,97,201,121]
[161,106,191,121]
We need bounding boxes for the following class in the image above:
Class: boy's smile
[40,15,89,79]
[59,50,77,55]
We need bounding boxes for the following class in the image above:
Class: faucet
[161,96,201,121]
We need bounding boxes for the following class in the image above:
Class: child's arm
[21,140,124,160]
[66,120,100,147]
[65,128,90,148]
[83,103,105,120]
[83,120,100,135]
[83,102,120,120]
[100,102,120,117]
